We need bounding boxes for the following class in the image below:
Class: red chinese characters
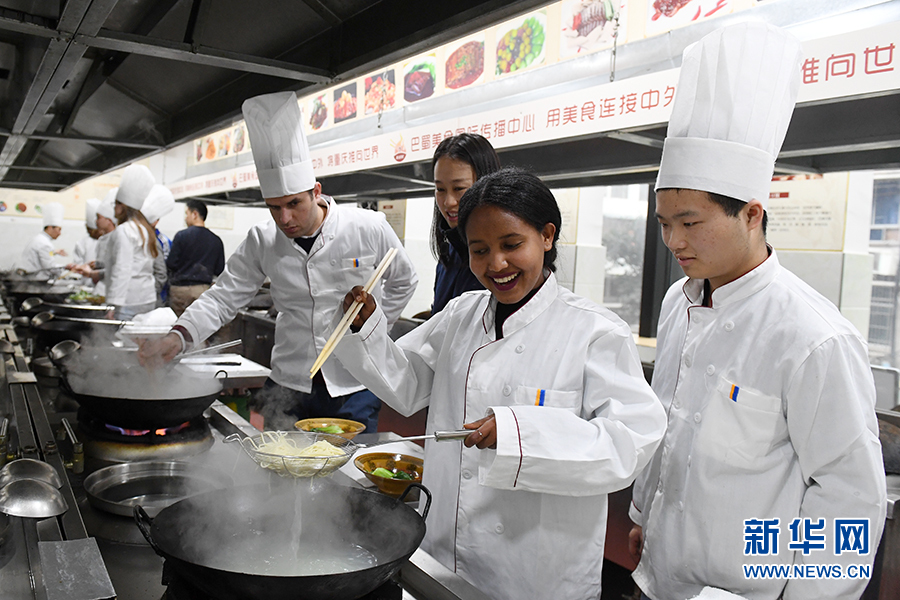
[802,42,895,85]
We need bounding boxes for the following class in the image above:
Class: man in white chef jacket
[628,23,887,600]
[70,198,101,266]
[84,192,118,297]
[139,91,418,432]
[20,202,67,272]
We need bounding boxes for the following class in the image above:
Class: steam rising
[158,479,401,577]
[251,384,305,430]
[61,332,221,399]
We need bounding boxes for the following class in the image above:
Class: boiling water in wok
[216,535,378,576]
[208,484,379,577]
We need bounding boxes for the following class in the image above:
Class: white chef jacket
[105,220,157,309]
[176,195,418,395]
[20,231,57,272]
[93,231,113,297]
[630,250,887,600]
[334,273,667,600]
[73,235,98,265]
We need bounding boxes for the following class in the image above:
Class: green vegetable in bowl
[371,467,415,480]
[311,424,344,434]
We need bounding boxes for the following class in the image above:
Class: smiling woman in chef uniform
[334,167,667,600]
[104,165,159,319]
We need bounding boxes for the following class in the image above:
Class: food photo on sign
[333,83,358,124]
[364,70,396,114]
[308,93,328,131]
[496,11,546,75]
[560,0,626,58]
[645,0,734,36]
[445,37,485,90]
[403,55,436,103]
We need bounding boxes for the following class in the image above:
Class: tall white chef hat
[98,188,118,223]
[242,91,315,199]
[84,198,101,229]
[117,164,155,210]
[42,202,64,228]
[141,185,175,224]
[655,22,803,209]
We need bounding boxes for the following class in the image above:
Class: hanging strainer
[224,431,357,478]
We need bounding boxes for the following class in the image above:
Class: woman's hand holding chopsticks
[341,286,377,331]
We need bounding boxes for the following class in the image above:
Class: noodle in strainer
[225,431,357,478]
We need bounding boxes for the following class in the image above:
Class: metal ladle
[0,479,68,518]
[0,458,64,489]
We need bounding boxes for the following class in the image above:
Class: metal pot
[134,481,431,600]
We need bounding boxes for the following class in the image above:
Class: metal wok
[52,345,224,429]
[135,481,431,600]
[6,282,79,309]
[19,296,113,318]
[58,374,222,430]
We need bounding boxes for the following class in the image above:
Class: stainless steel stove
[0,320,490,600]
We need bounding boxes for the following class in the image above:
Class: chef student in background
[20,202,67,272]
[141,184,176,307]
[138,91,418,433]
[70,198,101,268]
[429,133,500,315]
[78,191,118,297]
[165,199,225,316]
[105,165,159,319]
[627,23,886,600]
[334,168,666,600]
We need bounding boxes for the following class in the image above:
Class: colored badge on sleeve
[535,389,545,406]
[730,384,740,402]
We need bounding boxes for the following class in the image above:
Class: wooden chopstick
[309,247,398,378]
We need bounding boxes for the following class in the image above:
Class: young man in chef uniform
[20,202,67,272]
[71,198,101,266]
[139,91,418,433]
[628,23,887,600]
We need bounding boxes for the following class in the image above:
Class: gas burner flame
[104,421,192,437]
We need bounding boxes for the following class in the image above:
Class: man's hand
[341,286,377,330]
[463,415,497,449]
[628,525,644,565]
[138,332,184,368]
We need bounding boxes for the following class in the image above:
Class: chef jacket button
[684,356,692,368]
[494,523,504,534]
[502,385,511,396]
[462,470,472,480]
[515,344,525,353]
[673,401,681,410]
[678,501,684,511]
[724,321,735,331]
[693,413,702,423]
[331,259,336,265]
[706,365,715,376]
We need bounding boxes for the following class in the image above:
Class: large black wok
[135,482,431,600]
[6,282,78,310]
[52,346,223,429]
